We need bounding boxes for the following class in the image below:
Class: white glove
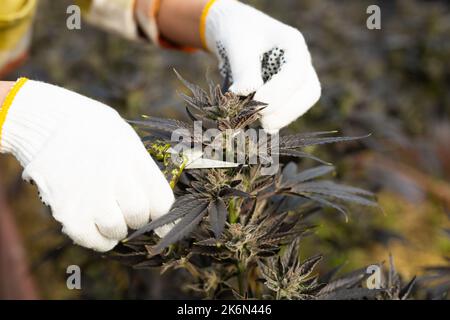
[0,79,174,251]
[203,0,321,133]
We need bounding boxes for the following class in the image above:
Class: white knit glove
[0,79,174,251]
[203,0,321,133]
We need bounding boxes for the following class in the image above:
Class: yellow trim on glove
[0,77,28,146]
[199,0,218,50]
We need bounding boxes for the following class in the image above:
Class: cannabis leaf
[208,198,228,238]
[126,195,208,241]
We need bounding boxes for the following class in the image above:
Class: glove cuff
[0,79,73,167]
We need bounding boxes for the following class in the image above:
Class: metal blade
[167,147,240,169]
[186,158,240,169]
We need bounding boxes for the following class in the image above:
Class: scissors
[147,141,240,188]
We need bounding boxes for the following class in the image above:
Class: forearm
[78,0,210,49]
[0,82,15,108]
[157,0,209,49]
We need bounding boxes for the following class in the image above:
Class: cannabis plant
[111,74,415,300]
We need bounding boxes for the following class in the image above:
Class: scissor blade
[167,147,240,169]
[186,158,241,169]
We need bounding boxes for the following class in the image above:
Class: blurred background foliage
[0,0,449,299]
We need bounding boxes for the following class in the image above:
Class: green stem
[229,198,239,224]
[276,290,282,300]
[237,262,245,296]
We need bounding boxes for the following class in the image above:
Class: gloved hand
[0,78,174,251]
[202,0,321,133]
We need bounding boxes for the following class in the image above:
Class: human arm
[0,82,14,103]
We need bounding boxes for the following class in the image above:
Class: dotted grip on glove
[217,42,286,92]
